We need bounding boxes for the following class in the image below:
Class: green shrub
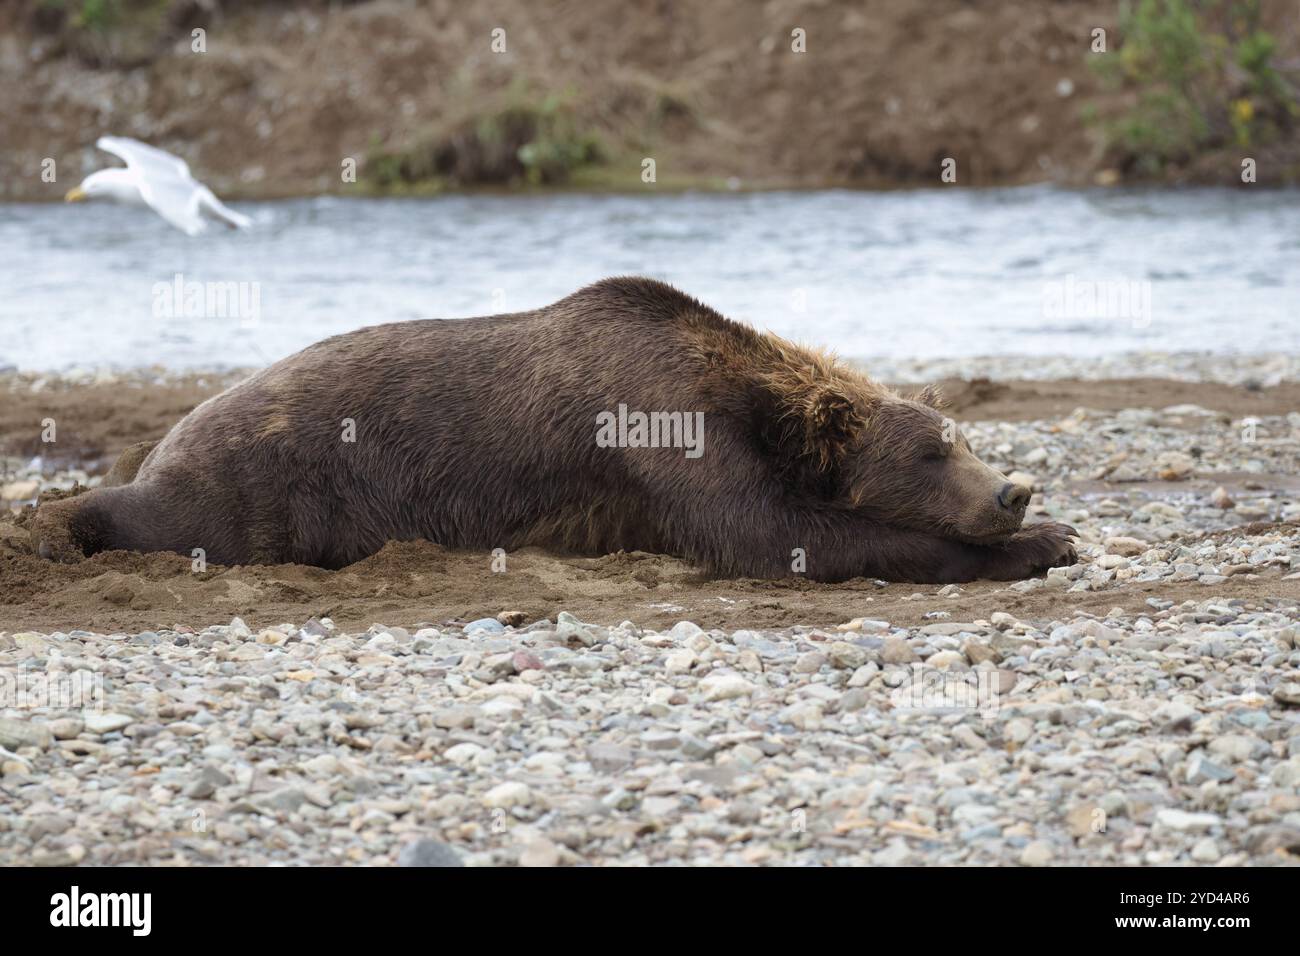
[367,87,604,191]
[1093,0,1296,172]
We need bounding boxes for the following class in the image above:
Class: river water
[1,186,1296,371]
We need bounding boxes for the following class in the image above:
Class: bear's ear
[784,384,867,472]
[914,383,946,410]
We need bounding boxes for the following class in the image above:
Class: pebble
[83,713,133,735]
[1104,536,1147,557]
[554,612,597,647]
[47,718,83,740]
[1156,809,1221,832]
[482,782,532,809]
[881,637,919,665]
[1185,753,1235,785]
[1209,735,1263,763]
[926,650,966,670]
[827,642,868,669]
[398,838,464,867]
[0,717,51,751]
[699,673,755,701]
[1273,683,1300,707]
[1019,841,1054,866]
[795,651,826,673]
[1155,451,1195,480]
[519,838,561,867]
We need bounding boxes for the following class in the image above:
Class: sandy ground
[1,370,1296,634]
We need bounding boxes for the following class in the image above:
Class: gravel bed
[1,599,1298,867]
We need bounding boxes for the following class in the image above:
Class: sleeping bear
[32,277,1076,582]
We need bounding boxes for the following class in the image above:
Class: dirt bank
[3,0,1298,201]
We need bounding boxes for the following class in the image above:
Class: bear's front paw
[999,521,1078,577]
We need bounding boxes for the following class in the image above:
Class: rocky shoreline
[2,600,1298,867]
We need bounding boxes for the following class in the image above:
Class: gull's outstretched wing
[96,135,192,179]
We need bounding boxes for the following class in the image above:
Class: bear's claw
[994,520,1078,578]
[1025,521,1078,569]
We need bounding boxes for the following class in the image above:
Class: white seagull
[65,136,252,236]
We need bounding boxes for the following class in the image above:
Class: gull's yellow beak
[65,186,87,202]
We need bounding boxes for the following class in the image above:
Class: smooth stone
[483,782,532,808]
[82,712,134,735]
[398,838,464,867]
[1019,840,1054,866]
[1156,809,1221,832]
[881,638,920,665]
[0,717,52,750]
[700,674,755,701]
[827,642,868,669]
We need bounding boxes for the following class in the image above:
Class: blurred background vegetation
[3,0,1298,198]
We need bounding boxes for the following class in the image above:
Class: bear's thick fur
[33,278,1076,582]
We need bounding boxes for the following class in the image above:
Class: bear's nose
[997,482,1030,511]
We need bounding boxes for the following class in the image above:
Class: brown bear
[32,277,1076,582]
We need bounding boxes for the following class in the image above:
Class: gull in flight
[65,136,252,236]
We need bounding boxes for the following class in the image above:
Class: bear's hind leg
[30,485,141,562]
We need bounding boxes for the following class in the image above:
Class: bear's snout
[946,457,1034,546]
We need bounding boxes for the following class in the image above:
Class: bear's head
[695,323,1030,543]
[771,377,1030,543]
[847,386,1030,542]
